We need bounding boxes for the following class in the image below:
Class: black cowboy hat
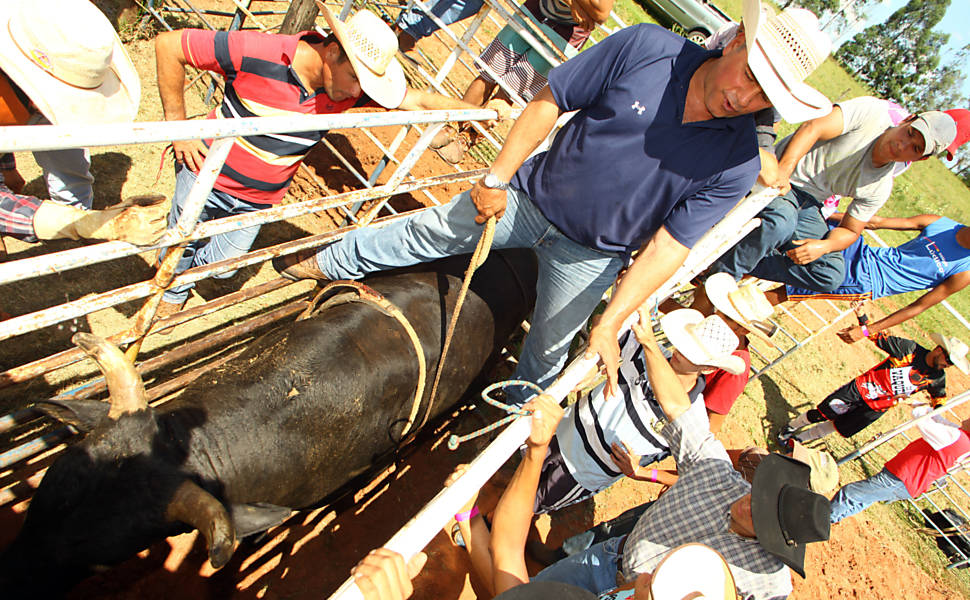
[751,453,831,577]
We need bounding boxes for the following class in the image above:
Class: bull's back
[169,250,538,508]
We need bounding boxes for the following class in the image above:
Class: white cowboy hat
[316,2,407,109]
[742,0,832,124]
[930,332,970,375]
[705,273,776,342]
[0,0,140,125]
[650,543,737,599]
[660,309,746,375]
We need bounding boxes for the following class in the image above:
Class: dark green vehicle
[641,0,735,46]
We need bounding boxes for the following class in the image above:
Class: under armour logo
[632,101,646,115]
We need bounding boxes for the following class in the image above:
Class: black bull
[1,250,538,593]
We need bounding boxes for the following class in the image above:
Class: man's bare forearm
[488,86,561,181]
[640,328,691,422]
[155,30,190,121]
[597,227,688,333]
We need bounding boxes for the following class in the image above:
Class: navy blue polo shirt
[511,25,760,254]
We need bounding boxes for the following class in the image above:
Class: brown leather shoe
[273,250,331,282]
[430,125,457,149]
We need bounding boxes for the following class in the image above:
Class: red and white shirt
[886,406,970,497]
[181,29,375,205]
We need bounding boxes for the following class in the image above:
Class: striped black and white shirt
[554,329,704,493]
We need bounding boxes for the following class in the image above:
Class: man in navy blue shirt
[276,0,831,401]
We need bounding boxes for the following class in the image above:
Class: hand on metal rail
[351,548,427,600]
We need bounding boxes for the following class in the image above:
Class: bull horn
[72,332,148,419]
[165,479,236,570]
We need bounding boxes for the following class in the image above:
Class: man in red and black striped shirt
[153,8,490,315]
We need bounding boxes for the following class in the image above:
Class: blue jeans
[397,0,485,39]
[315,186,624,403]
[162,165,270,303]
[712,186,846,293]
[531,534,623,595]
[829,468,911,523]
[29,114,93,209]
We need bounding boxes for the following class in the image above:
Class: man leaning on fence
[152,6,497,320]
[276,0,832,403]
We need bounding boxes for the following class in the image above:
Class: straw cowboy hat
[930,332,970,375]
[705,273,777,342]
[0,0,140,125]
[316,2,407,109]
[792,441,839,495]
[742,0,832,124]
[751,453,830,578]
[660,309,746,375]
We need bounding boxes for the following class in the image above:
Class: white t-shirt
[776,96,895,222]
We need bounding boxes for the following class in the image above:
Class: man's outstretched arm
[469,86,562,224]
[586,226,689,398]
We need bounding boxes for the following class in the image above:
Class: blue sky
[832,0,970,101]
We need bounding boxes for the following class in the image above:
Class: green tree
[836,0,952,106]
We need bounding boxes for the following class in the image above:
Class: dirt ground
[2,2,970,599]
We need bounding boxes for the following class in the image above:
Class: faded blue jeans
[397,0,485,39]
[315,186,624,404]
[29,113,94,209]
[711,186,847,293]
[828,468,911,523]
[161,165,270,304]
[531,534,623,595]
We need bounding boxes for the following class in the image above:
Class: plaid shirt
[621,401,793,600]
[0,177,41,241]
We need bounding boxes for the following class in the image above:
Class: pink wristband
[455,506,480,522]
[649,469,658,483]
[861,325,870,337]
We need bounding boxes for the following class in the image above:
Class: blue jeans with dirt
[397,0,485,39]
[314,185,624,404]
[531,534,623,595]
[161,165,269,304]
[711,186,847,293]
[828,468,912,523]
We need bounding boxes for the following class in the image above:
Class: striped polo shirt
[181,30,373,205]
[555,329,705,492]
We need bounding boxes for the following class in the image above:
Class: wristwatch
[481,172,509,191]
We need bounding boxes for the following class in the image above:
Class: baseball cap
[911,111,958,157]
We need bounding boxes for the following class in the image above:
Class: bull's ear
[34,399,110,432]
[229,503,294,538]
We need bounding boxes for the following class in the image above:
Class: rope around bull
[447,379,544,450]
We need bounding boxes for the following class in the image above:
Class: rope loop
[447,379,544,450]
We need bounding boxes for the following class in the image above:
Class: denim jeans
[29,114,93,209]
[161,165,270,304]
[532,534,623,595]
[829,468,911,523]
[397,0,485,39]
[315,186,624,403]
[712,186,846,293]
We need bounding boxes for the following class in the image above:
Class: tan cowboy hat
[930,332,970,375]
[742,0,832,124]
[316,2,407,109]
[792,442,839,495]
[0,0,140,125]
[705,273,776,342]
[660,310,746,375]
